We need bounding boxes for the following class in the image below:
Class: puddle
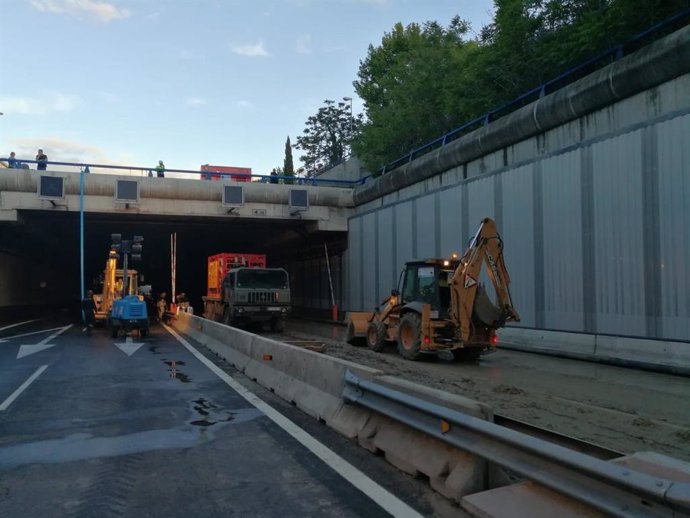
[162,360,192,383]
[189,399,237,427]
[148,346,162,355]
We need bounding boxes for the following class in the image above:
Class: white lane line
[0,326,69,343]
[163,324,423,518]
[0,365,49,411]
[0,319,39,333]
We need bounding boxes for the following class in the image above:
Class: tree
[283,136,295,184]
[294,100,361,177]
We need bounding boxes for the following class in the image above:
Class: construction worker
[155,160,165,178]
[82,290,95,334]
[157,292,167,322]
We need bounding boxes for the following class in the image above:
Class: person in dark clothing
[82,290,96,334]
[270,168,278,184]
[36,149,48,170]
[7,152,17,168]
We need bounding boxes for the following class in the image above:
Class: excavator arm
[449,218,520,342]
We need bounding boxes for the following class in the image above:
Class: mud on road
[276,321,690,462]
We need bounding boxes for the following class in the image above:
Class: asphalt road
[0,319,446,518]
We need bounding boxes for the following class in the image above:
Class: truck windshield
[236,269,288,289]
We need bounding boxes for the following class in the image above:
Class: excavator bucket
[346,311,375,345]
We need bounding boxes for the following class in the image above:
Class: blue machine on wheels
[110,295,149,338]
[107,234,148,338]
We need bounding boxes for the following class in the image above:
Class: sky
[0,0,495,177]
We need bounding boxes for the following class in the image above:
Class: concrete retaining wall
[499,327,690,375]
[173,312,493,502]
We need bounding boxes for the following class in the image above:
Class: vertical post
[170,232,177,304]
[122,249,129,298]
[79,167,85,321]
[324,242,337,321]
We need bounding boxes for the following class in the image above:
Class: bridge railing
[0,158,362,188]
[373,8,690,179]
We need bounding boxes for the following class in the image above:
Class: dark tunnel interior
[1,210,347,313]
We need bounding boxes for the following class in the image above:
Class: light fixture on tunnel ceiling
[222,185,244,214]
[289,188,309,216]
[115,179,140,205]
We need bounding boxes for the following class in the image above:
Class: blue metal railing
[0,158,364,187]
[374,8,690,178]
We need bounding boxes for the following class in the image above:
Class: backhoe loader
[346,218,519,361]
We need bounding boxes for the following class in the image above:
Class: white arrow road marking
[0,319,39,333]
[114,336,145,356]
[0,365,49,411]
[16,325,72,359]
[0,326,71,344]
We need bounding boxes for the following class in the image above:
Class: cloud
[0,92,81,115]
[186,97,207,106]
[8,137,133,173]
[30,0,131,22]
[237,100,253,109]
[296,34,312,54]
[231,41,269,57]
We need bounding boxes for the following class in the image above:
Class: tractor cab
[399,259,459,318]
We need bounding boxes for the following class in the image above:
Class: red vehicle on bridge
[200,164,252,182]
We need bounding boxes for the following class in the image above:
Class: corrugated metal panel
[361,212,378,310]
[541,151,584,331]
[416,193,436,259]
[501,165,536,327]
[377,207,395,302]
[658,115,690,341]
[439,186,463,257]
[468,177,495,289]
[395,201,414,264]
[592,130,646,336]
[347,216,363,310]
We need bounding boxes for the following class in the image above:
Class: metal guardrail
[343,370,690,517]
[0,158,362,188]
[375,8,690,178]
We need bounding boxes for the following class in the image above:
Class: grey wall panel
[416,193,437,259]
[395,202,414,266]
[591,131,646,336]
[468,177,496,289]
[501,165,536,327]
[439,186,463,257]
[541,152,584,331]
[377,207,395,301]
[348,217,363,310]
[361,212,378,310]
[658,115,690,341]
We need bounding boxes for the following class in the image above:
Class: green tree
[283,136,295,184]
[295,99,361,177]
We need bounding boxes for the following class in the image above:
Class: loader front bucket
[345,311,375,346]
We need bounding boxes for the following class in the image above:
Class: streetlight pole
[342,96,353,134]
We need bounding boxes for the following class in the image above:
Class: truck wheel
[140,327,149,339]
[397,313,423,360]
[366,321,387,352]
[270,318,285,332]
[111,325,119,338]
[452,348,482,363]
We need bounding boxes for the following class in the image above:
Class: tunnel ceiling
[0,210,347,308]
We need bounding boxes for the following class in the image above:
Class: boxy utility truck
[202,253,291,331]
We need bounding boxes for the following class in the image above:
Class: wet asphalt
[0,319,439,518]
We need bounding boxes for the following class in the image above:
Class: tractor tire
[110,322,119,338]
[397,313,423,360]
[366,321,387,352]
[452,348,482,363]
[140,327,149,339]
[270,318,285,332]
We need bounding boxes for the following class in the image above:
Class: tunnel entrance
[0,210,347,315]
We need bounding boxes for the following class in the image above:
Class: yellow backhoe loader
[346,218,519,361]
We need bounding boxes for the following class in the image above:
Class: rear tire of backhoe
[366,321,386,352]
[397,313,423,360]
[222,307,232,326]
[346,320,364,346]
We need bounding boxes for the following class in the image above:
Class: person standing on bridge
[155,160,165,178]
[6,152,18,168]
[36,149,48,170]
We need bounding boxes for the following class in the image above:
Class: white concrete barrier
[173,313,492,502]
[499,327,690,375]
